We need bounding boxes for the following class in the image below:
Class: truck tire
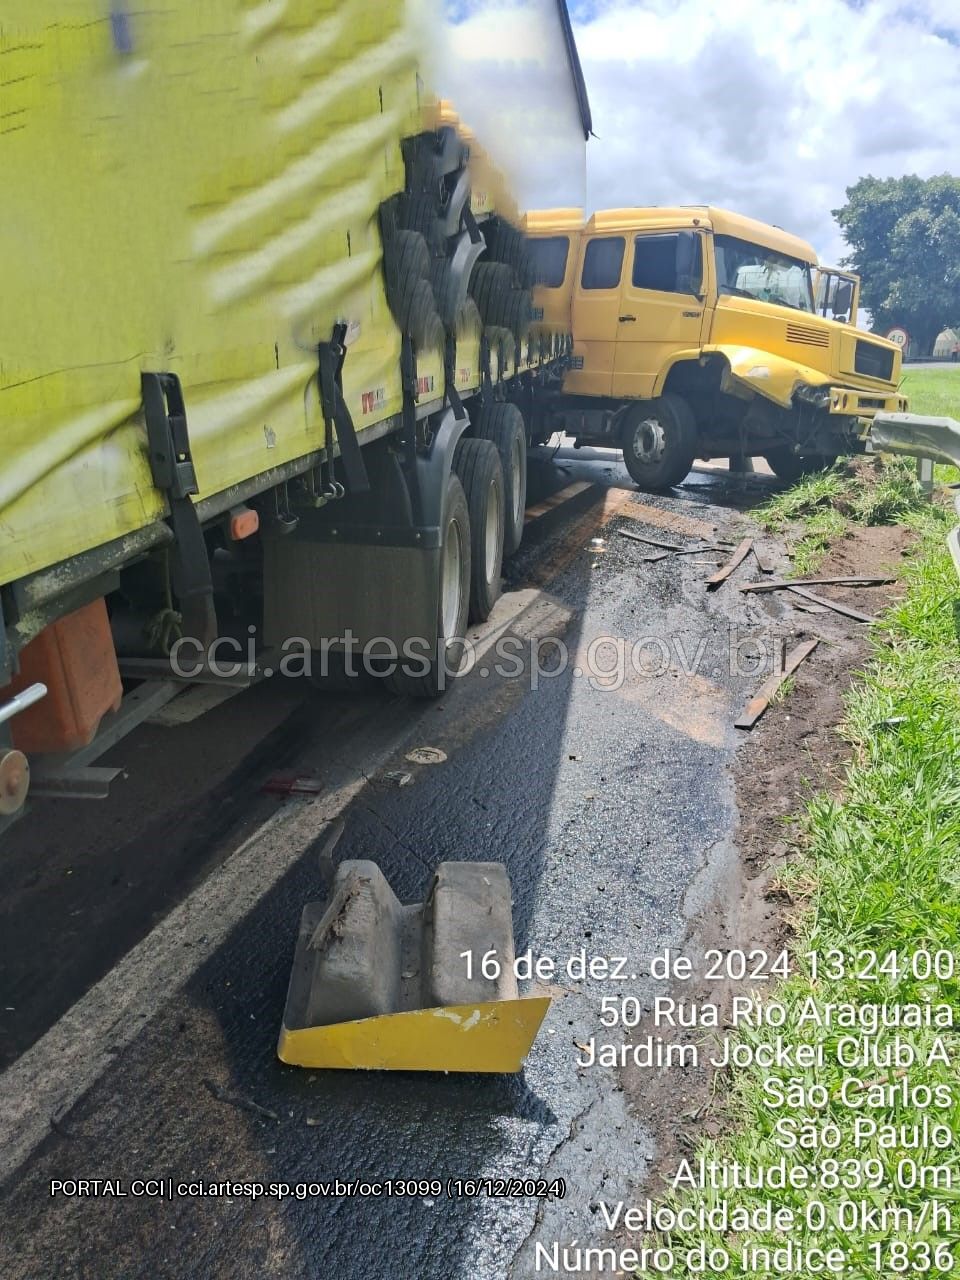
[455,296,483,342]
[386,471,471,699]
[476,402,527,556]
[384,231,441,346]
[621,394,697,491]
[407,279,445,350]
[397,191,443,249]
[470,262,515,321]
[503,287,533,339]
[764,448,838,483]
[486,220,535,289]
[470,261,532,338]
[430,257,470,328]
[486,325,517,378]
[453,437,504,622]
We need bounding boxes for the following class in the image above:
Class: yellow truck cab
[526,206,907,488]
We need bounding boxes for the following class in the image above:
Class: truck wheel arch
[652,349,716,399]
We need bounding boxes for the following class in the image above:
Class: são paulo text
[774,1114,953,1151]
[655,997,953,1033]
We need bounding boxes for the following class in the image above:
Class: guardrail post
[917,455,934,499]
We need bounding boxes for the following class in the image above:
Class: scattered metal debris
[739,575,893,594]
[202,1078,279,1122]
[706,537,754,590]
[618,528,727,563]
[618,529,685,552]
[735,638,819,729]
[751,546,776,575]
[405,747,447,765]
[380,770,413,788]
[262,775,324,796]
[789,597,830,614]
[786,587,875,623]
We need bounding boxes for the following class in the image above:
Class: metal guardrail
[870,411,960,470]
[870,412,960,580]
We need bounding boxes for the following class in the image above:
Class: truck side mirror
[675,231,701,296]
[834,280,853,318]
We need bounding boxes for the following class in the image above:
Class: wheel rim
[509,435,523,526]
[484,479,502,586]
[632,417,667,465]
[441,513,464,637]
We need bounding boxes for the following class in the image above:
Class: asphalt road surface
[0,449,792,1280]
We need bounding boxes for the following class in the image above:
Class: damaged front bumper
[710,346,904,422]
[828,386,908,419]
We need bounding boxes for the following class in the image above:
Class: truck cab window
[581,236,625,290]
[714,234,815,312]
[631,233,700,293]
[530,236,569,288]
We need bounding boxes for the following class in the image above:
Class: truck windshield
[714,235,815,312]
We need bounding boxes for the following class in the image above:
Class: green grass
[789,508,848,576]
[648,505,960,1278]
[757,470,850,528]
[757,458,928,573]
[901,365,960,420]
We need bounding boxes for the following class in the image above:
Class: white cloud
[572,0,960,262]
[430,0,959,263]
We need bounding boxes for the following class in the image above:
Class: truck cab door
[815,267,859,328]
[612,230,707,400]
[567,235,626,396]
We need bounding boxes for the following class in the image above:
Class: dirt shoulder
[619,506,918,1208]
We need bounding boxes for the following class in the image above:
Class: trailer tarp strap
[141,373,217,649]
[318,328,370,495]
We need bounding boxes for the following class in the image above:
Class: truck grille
[854,340,894,381]
[786,323,829,348]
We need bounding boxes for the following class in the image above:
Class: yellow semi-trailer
[525,206,907,488]
[0,2,591,821]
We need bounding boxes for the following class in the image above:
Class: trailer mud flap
[278,861,550,1073]
[262,406,469,655]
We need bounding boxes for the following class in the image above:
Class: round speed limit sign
[885,326,909,349]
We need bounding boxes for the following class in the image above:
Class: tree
[833,175,960,354]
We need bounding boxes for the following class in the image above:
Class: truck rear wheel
[385,471,471,699]
[453,437,504,623]
[383,230,441,347]
[476,402,527,556]
[764,448,838,483]
[621,393,697,491]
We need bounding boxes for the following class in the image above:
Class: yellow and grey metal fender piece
[278,861,550,1073]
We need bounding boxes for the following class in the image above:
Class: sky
[433,0,960,264]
